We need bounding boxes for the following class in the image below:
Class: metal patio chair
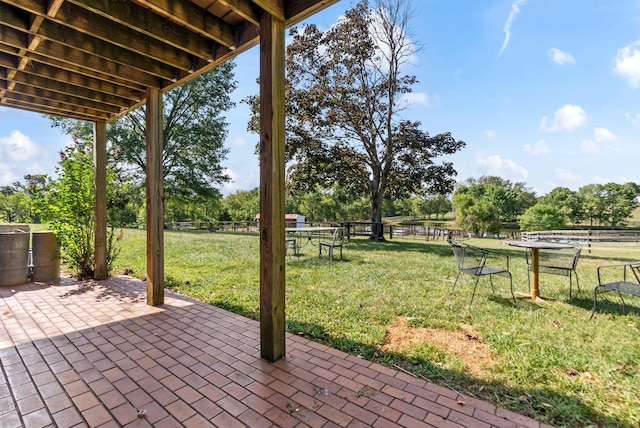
[319,227,344,260]
[526,241,581,298]
[449,240,515,305]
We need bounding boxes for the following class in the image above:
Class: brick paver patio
[0,276,552,427]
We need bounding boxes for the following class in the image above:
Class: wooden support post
[146,87,164,306]
[259,11,286,362]
[93,121,108,280]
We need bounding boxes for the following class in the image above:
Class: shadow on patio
[0,276,557,427]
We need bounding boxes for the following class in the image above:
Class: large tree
[50,62,237,201]
[247,0,464,239]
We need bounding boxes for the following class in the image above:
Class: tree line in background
[451,176,640,237]
[4,173,638,231]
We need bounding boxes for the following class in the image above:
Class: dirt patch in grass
[382,316,494,376]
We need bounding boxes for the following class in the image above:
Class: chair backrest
[628,263,640,284]
[450,240,487,271]
[333,227,344,244]
[527,241,581,270]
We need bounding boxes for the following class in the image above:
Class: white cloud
[498,0,526,58]
[547,48,575,66]
[0,130,40,162]
[582,129,619,154]
[399,92,429,107]
[476,154,528,181]
[523,140,549,155]
[594,127,615,142]
[581,139,599,154]
[625,113,640,124]
[554,168,581,185]
[0,162,19,186]
[540,104,587,132]
[221,166,259,196]
[485,129,496,140]
[614,40,640,88]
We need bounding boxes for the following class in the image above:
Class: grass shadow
[569,295,640,319]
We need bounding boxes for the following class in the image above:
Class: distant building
[255,214,306,228]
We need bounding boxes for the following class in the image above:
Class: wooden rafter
[0,0,339,121]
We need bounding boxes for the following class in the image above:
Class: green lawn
[113,229,640,427]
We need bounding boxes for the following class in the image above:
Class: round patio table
[503,240,573,300]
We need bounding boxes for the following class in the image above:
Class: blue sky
[1,0,639,197]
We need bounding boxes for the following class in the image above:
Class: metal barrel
[31,231,60,283]
[0,232,30,286]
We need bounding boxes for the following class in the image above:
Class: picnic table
[285,226,339,256]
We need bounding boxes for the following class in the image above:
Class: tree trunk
[369,191,385,241]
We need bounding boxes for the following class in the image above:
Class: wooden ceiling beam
[132,0,237,49]
[0,33,164,89]
[2,71,135,108]
[1,99,109,121]
[56,1,196,70]
[68,0,218,60]
[0,0,339,120]
[0,43,146,92]
[3,92,112,120]
[252,0,285,21]
[0,4,178,82]
[9,60,141,101]
[286,0,339,25]
[7,82,121,114]
[4,1,195,73]
[215,0,261,27]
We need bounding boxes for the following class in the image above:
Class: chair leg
[508,273,515,302]
[470,276,481,305]
[618,291,627,315]
[590,286,600,319]
[451,272,462,294]
[489,276,496,296]
[568,271,580,300]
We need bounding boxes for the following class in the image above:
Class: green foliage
[539,187,585,225]
[39,134,121,278]
[291,184,369,222]
[414,192,452,220]
[223,188,260,221]
[538,183,638,228]
[452,176,536,235]
[519,203,566,231]
[578,182,638,227]
[0,190,30,223]
[165,194,223,223]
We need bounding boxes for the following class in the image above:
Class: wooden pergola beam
[259,10,286,362]
[145,87,165,306]
[94,121,108,280]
